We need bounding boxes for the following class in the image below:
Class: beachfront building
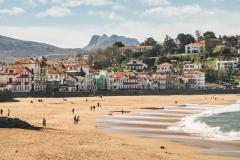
[183,64,202,71]
[120,46,153,54]
[183,71,205,89]
[185,41,205,54]
[157,63,174,73]
[114,72,139,90]
[215,60,239,71]
[93,70,114,91]
[0,66,33,92]
[15,56,47,92]
[126,60,148,71]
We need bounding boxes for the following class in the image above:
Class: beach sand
[0,94,239,160]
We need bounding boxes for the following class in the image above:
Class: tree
[195,30,202,42]
[176,33,196,53]
[163,35,177,54]
[141,37,158,46]
[113,42,125,48]
[203,31,216,40]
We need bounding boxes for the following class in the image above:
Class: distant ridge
[0,35,82,62]
[83,34,140,51]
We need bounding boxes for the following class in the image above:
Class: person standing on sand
[74,115,77,124]
[7,109,10,117]
[72,108,75,115]
[76,115,80,124]
[90,106,92,111]
[93,105,96,111]
[42,118,46,128]
[0,109,3,116]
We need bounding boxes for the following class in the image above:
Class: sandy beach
[0,95,239,160]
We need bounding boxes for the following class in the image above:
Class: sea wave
[168,101,240,141]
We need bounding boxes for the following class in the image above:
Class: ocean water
[168,101,240,141]
[200,111,240,133]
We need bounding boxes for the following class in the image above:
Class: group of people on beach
[0,108,11,117]
[90,102,102,111]
[37,97,103,128]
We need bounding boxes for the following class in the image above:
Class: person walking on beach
[72,108,75,115]
[97,102,100,107]
[42,118,46,128]
[90,106,92,111]
[7,109,10,117]
[76,115,80,124]
[93,105,96,111]
[74,115,77,124]
[0,109,3,116]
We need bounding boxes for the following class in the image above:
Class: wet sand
[0,95,239,160]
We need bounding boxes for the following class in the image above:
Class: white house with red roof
[0,66,33,92]
[15,56,47,92]
[157,63,174,73]
[185,41,206,54]
[183,70,205,89]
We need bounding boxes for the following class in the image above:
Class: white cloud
[88,10,124,21]
[144,4,202,16]
[0,7,26,15]
[58,0,113,7]
[141,0,171,6]
[37,6,71,17]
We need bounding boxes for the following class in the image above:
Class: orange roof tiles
[158,62,173,67]
[15,58,37,64]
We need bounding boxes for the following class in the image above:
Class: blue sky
[0,0,239,48]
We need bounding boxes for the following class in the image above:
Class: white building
[183,64,202,71]
[185,41,205,54]
[15,57,47,92]
[215,60,239,71]
[183,71,205,89]
[126,60,148,71]
[0,66,33,92]
[157,63,174,73]
[114,72,139,90]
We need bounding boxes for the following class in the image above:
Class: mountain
[0,35,82,62]
[83,34,140,51]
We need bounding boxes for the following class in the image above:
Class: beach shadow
[0,117,42,130]
[0,99,20,103]
[140,107,164,110]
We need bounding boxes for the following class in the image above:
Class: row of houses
[126,59,240,72]
[0,56,207,93]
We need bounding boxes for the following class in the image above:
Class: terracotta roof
[47,60,58,65]
[187,41,205,46]
[6,66,32,75]
[47,67,65,74]
[184,70,205,75]
[15,58,37,64]
[114,72,127,81]
[158,62,173,67]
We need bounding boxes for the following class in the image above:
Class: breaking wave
[168,101,240,141]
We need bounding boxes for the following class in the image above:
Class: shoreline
[0,95,239,160]
[98,97,240,158]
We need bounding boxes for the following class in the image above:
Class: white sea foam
[168,101,240,141]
